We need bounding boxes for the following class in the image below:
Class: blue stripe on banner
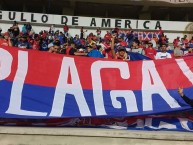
[0,80,192,118]
[128,52,152,61]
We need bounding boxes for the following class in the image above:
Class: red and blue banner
[0,46,193,119]
[0,114,193,132]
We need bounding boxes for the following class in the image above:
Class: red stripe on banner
[2,46,193,90]
[154,58,193,89]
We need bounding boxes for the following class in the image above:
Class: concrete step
[0,126,192,145]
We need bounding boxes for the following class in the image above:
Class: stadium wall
[0,10,193,42]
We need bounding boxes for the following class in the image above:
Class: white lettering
[176,59,193,84]
[50,57,91,117]
[6,51,47,116]
[110,90,138,113]
[0,48,13,80]
[178,118,193,131]
[137,32,144,40]
[91,61,129,116]
[145,118,176,130]
[143,32,150,40]
[142,61,180,111]
[154,32,160,39]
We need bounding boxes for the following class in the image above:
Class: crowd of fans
[0,21,193,60]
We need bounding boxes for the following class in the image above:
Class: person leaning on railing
[178,87,193,107]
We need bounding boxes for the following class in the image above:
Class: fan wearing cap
[102,34,120,59]
[115,46,129,60]
[117,35,127,47]
[144,41,157,60]
[87,44,104,58]
[0,32,12,47]
[15,34,32,49]
[48,43,56,53]
[111,35,129,61]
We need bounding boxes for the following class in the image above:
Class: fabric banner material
[155,0,192,4]
[0,115,193,132]
[0,46,193,119]
[136,0,192,4]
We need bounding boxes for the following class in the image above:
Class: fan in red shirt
[115,46,129,60]
[87,32,94,41]
[144,41,157,60]
[159,35,166,45]
[104,31,112,42]
[63,24,69,37]
[101,39,113,59]
[63,24,69,33]
[0,32,12,47]
[32,35,40,50]
[173,36,180,49]
[117,35,127,47]
[111,34,129,61]
[183,35,189,49]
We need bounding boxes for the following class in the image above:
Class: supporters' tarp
[0,114,193,132]
[0,46,193,119]
[136,0,192,4]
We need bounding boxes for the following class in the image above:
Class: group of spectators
[0,21,193,60]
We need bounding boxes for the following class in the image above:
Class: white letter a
[142,61,180,111]
[50,57,91,117]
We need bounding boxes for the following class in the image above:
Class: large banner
[138,0,192,4]
[0,46,193,119]
[0,115,193,131]
[150,0,192,4]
